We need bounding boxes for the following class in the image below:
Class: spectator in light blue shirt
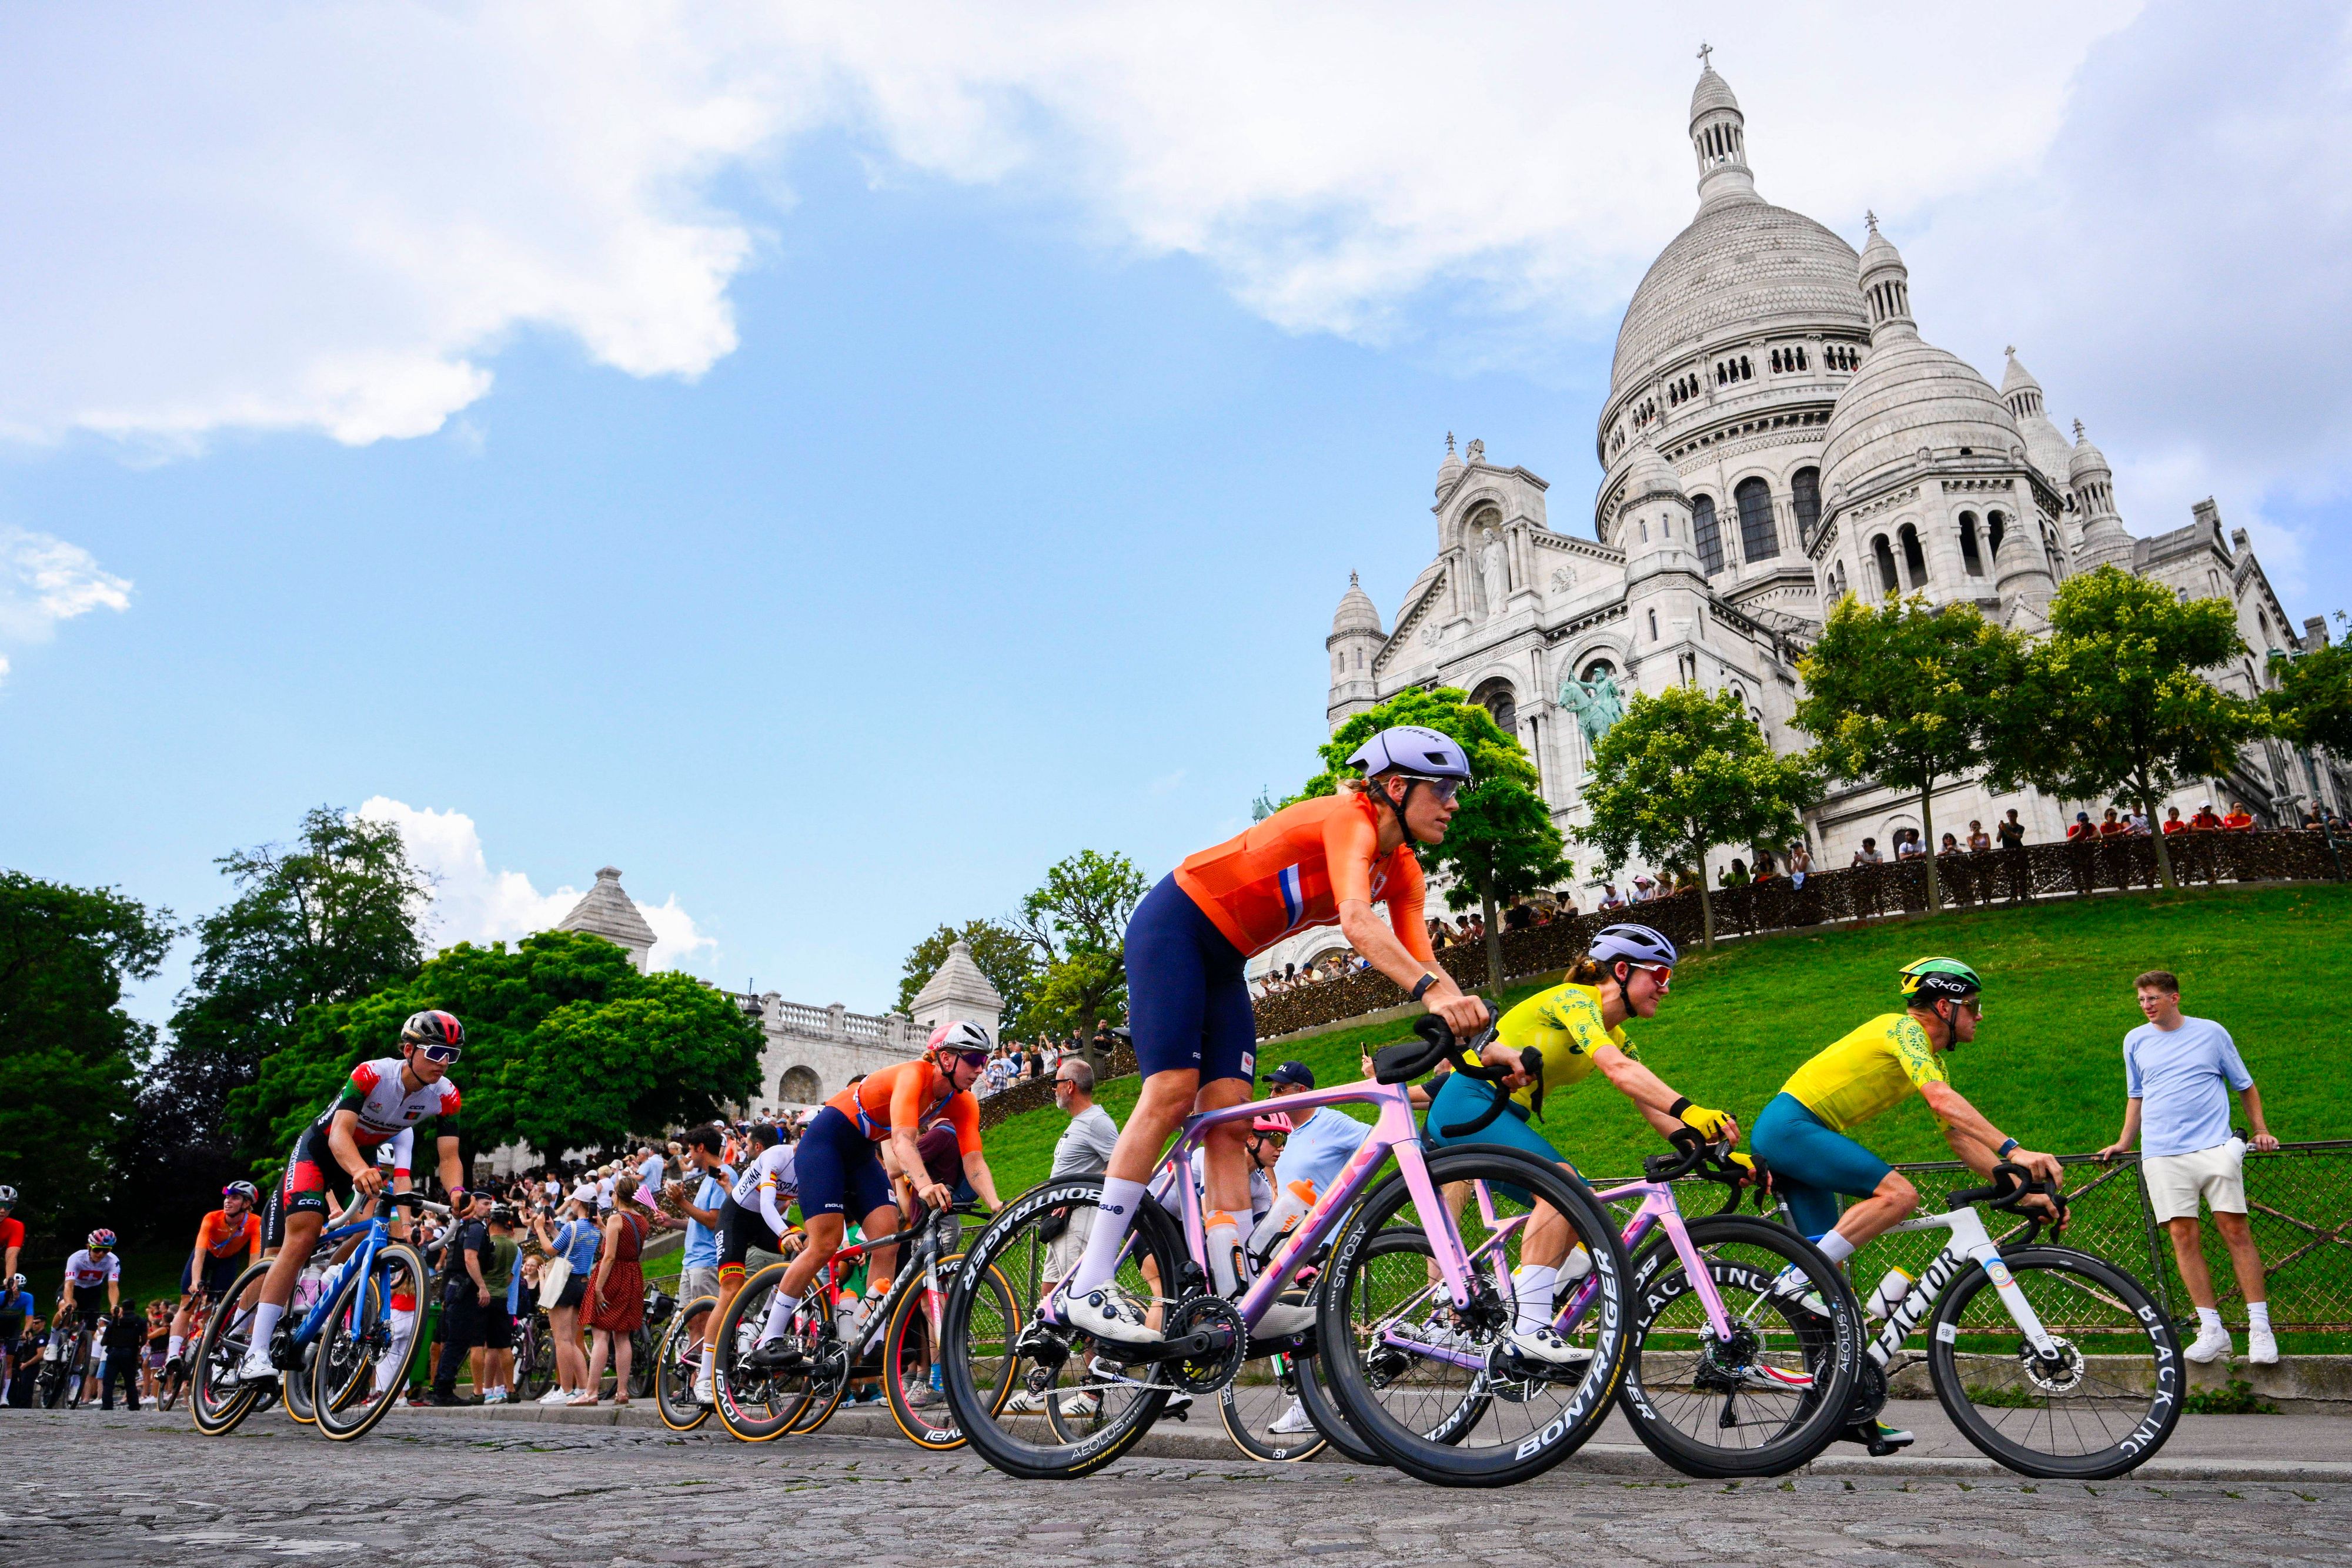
[2098,969,2280,1366]
[1260,1060,1373,1198]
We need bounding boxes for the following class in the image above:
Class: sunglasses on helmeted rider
[416,1042,462,1064]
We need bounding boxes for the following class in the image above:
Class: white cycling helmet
[1346,724,1471,783]
[928,1019,993,1061]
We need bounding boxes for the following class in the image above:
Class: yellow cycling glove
[1668,1098,1733,1140]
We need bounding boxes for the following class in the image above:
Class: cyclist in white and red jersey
[60,1231,122,1329]
[229,1010,468,1386]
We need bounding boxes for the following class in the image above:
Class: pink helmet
[1251,1112,1294,1136]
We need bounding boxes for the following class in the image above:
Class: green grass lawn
[983,882,2352,1195]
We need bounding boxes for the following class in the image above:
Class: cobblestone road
[6,1407,2348,1568]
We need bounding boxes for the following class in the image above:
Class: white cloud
[0,526,132,681]
[1,4,2136,449]
[357,796,714,972]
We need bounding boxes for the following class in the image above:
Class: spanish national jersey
[1779,1014,1950,1133]
[1172,791,1433,961]
[826,1059,982,1155]
[1495,982,1635,1112]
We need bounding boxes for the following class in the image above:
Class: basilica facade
[1317,58,2345,925]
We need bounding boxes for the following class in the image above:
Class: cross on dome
[1865,209,1879,233]
[1697,41,1712,68]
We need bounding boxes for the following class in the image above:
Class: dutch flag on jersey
[1277,864,1306,932]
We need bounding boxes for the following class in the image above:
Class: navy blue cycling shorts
[1124,874,1258,1085]
[795,1105,896,1222]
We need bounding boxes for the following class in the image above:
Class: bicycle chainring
[1165,1295,1247,1394]
[1842,1355,1888,1427]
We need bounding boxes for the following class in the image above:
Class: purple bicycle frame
[1152,1080,1485,1327]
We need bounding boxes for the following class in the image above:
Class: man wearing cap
[1597,882,1625,910]
[2190,801,2224,831]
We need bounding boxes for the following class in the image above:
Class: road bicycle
[940,1015,1635,1487]
[711,1202,1019,1450]
[1833,1163,2183,1479]
[654,1292,717,1432]
[159,1292,225,1412]
[189,1189,442,1441]
[514,1306,557,1401]
[37,1314,96,1409]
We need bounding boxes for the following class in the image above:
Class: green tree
[1581,684,1819,949]
[2264,631,2352,758]
[151,806,429,1190]
[895,918,1040,1039]
[0,872,177,1245]
[238,930,762,1170]
[1796,595,2022,912]
[1989,567,2265,890]
[1015,850,1147,1066]
[1299,687,1569,988]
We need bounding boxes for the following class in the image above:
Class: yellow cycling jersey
[1495,981,1634,1113]
[1779,1012,1950,1133]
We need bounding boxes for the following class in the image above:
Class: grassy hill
[983,882,2352,1195]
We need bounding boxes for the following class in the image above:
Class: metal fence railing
[1597,1140,2352,1336]
[1250,829,2349,1039]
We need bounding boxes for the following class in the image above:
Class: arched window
[1898,524,1927,589]
[1986,510,2007,560]
[1872,536,1899,598]
[779,1065,821,1105]
[1470,678,1518,738]
[1648,608,1661,641]
[1790,467,1822,544]
[1691,494,1725,574]
[1735,477,1778,561]
[1959,512,1984,577]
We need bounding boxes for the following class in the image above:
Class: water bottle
[1205,1211,1245,1297]
[833,1289,865,1345]
[1865,1265,1914,1321]
[1247,1180,1317,1269]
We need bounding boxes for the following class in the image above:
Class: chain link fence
[1600,1140,2352,1335]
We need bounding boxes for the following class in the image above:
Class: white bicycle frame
[1866,1203,2061,1368]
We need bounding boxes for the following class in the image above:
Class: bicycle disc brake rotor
[2017,1336,2085,1395]
[1165,1295,1246,1394]
[1690,1323,1763,1393]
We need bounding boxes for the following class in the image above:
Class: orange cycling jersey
[1173,790,1434,962]
[195,1209,260,1263]
[826,1059,983,1156]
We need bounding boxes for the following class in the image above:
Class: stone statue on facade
[1558,668,1626,751]
[1478,531,1509,617]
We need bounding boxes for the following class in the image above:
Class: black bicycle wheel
[1290,1345,1378,1464]
[313,1242,429,1442]
[1217,1348,1329,1463]
[189,1262,273,1436]
[940,1175,1187,1480]
[1928,1243,2184,1480]
[1618,1213,1860,1477]
[656,1296,714,1432]
[711,1262,821,1442]
[1318,1145,1632,1488]
[38,1337,72,1409]
[884,1253,1015,1451]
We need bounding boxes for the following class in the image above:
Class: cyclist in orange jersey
[1056,725,1489,1346]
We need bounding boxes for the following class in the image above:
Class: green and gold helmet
[1899,955,1982,1003]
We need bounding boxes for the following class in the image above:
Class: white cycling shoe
[693,1375,715,1406]
[1254,1300,1318,1339]
[1502,1324,1591,1367]
[1058,1284,1161,1345]
[1267,1397,1317,1435]
[230,1347,279,1386]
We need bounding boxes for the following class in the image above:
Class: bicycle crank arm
[1085,1329,1228,1367]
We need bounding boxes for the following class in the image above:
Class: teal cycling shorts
[1749,1092,1894,1238]
[1422,1069,1577,1205]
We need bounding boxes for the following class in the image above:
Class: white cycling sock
[760,1290,797,1343]
[168,1335,184,1361]
[1066,1178,1148,1297]
[374,1308,417,1392]
[1815,1231,1856,1266]
[2197,1306,2225,1334]
[700,1346,716,1382]
[249,1302,285,1361]
[1510,1265,1559,1336]
[2247,1300,2271,1329]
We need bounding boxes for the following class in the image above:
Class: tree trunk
[2141,771,2178,890]
[1696,867,1717,951]
[1077,1009,1101,1077]
[1920,781,1942,912]
[1481,881,1504,996]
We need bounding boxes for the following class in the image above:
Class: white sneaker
[537,1387,574,1405]
[1058,1389,1101,1419]
[1163,1390,1193,1419]
[1267,1397,1316,1435]
[2184,1325,2231,1364]
[1503,1325,1592,1367]
[1004,1387,1048,1413]
[1254,1300,1317,1339]
[1059,1284,1161,1345]
[692,1375,714,1406]
[2247,1327,2278,1365]
[231,1346,278,1386]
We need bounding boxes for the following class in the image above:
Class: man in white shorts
[2097,969,2280,1364]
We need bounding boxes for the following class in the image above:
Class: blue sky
[6,4,2350,1024]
